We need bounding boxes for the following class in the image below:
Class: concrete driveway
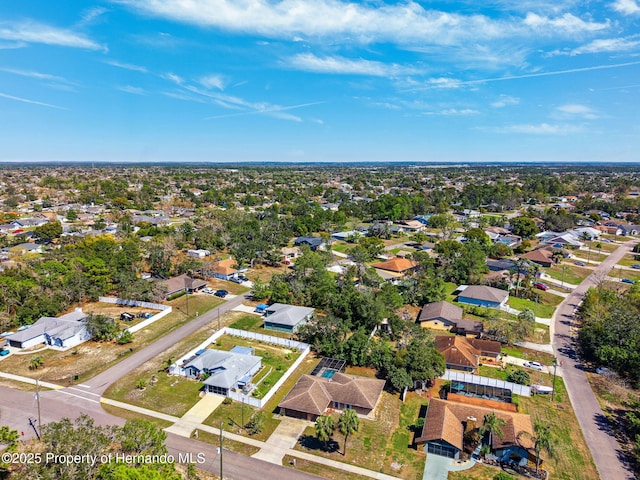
[422,454,476,480]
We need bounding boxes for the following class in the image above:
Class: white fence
[172,327,311,409]
[98,297,172,333]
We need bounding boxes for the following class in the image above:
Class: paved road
[0,386,322,480]
[553,238,638,480]
[85,293,247,394]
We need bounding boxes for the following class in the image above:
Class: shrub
[222,397,232,405]
[506,368,531,386]
[494,472,515,480]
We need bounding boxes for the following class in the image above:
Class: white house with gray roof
[7,309,90,350]
[263,303,315,333]
[181,348,262,396]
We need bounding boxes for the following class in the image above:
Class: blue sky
[1,0,639,163]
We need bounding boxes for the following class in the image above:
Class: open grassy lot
[591,241,623,253]
[100,403,174,429]
[509,296,559,319]
[574,250,608,263]
[608,267,640,282]
[212,334,300,399]
[0,295,224,385]
[448,463,504,480]
[295,391,426,480]
[544,263,592,285]
[501,346,555,366]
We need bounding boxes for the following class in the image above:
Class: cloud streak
[204,101,324,120]
[287,53,421,77]
[0,92,66,109]
[104,60,148,73]
[0,21,104,50]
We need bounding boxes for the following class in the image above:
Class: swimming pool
[321,369,337,379]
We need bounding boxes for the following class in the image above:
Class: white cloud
[0,68,75,85]
[162,72,184,85]
[554,104,599,119]
[115,0,607,47]
[0,92,66,110]
[104,60,148,73]
[0,21,104,50]
[287,53,420,76]
[612,0,640,15]
[117,85,146,95]
[491,95,520,108]
[425,108,480,116]
[569,36,640,55]
[199,74,226,90]
[492,123,584,134]
[78,7,109,26]
[523,13,608,33]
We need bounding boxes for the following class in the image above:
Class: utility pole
[185,278,189,317]
[561,265,567,288]
[36,378,42,439]
[217,306,221,330]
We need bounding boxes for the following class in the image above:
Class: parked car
[632,264,640,270]
[214,289,229,298]
[0,349,9,357]
[574,261,586,266]
[621,278,635,284]
[237,274,249,282]
[533,282,549,291]
[230,277,243,284]
[202,287,215,294]
[523,361,544,371]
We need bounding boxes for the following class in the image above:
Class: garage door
[427,442,457,459]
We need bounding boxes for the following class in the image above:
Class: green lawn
[591,242,622,253]
[500,346,555,365]
[282,455,372,480]
[544,264,592,285]
[196,429,261,456]
[617,253,640,267]
[203,400,280,443]
[609,267,640,282]
[508,297,557,318]
[331,243,350,253]
[229,314,262,330]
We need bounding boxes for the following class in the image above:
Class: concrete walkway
[252,417,310,463]
[422,454,476,480]
[0,371,63,390]
[165,394,225,437]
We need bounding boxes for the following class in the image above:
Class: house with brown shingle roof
[520,248,554,268]
[370,256,418,273]
[415,398,534,461]
[278,372,385,421]
[211,258,239,281]
[417,301,483,337]
[435,336,501,372]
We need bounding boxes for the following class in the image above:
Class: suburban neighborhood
[0,163,640,480]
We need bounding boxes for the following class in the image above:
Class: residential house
[8,243,44,255]
[415,398,534,461]
[210,258,239,281]
[457,285,509,309]
[7,309,90,350]
[162,274,208,298]
[417,302,483,337]
[486,259,516,272]
[434,336,501,372]
[181,348,262,396]
[281,246,302,263]
[520,248,555,268]
[294,236,325,251]
[370,256,418,282]
[278,372,385,421]
[263,303,315,333]
[187,249,210,258]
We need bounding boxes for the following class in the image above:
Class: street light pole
[561,265,566,289]
[219,420,223,480]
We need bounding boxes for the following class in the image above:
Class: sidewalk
[0,371,63,390]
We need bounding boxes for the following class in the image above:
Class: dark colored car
[574,261,586,266]
[621,278,635,285]
[632,264,640,270]
[214,289,229,297]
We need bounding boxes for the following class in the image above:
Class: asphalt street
[552,238,638,480]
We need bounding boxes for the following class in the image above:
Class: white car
[202,288,215,294]
[523,361,544,371]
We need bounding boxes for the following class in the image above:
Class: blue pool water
[321,369,337,379]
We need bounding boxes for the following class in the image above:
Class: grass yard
[508,296,558,319]
[195,429,261,456]
[100,403,174,429]
[574,250,608,263]
[282,455,372,480]
[228,313,294,339]
[212,334,300,398]
[295,392,426,480]
[501,346,555,366]
[609,267,640,282]
[448,463,505,480]
[591,242,623,253]
[203,399,280,442]
[617,253,640,267]
[331,242,350,253]
[203,279,250,296]
[545,263,592,285]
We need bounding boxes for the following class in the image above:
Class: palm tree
[29,355,44,370]
[579,232,592,263]
[314,414,335,450]
[479,412,506,452]
[518,421,554,474]
[337,409,360,456]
